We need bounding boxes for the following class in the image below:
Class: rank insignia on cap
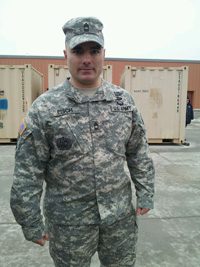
[18,119,27,136]
[83,23,89,32]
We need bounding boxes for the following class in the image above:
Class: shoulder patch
[18,119,27,136]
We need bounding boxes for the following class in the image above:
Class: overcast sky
[0,0,200,60]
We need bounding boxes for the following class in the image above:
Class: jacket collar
[63,79,116,103]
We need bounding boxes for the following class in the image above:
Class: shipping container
[0,64,44,142]
[120,66,188,144]
[48,64,112,88]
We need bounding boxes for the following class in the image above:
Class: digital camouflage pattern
[62,17,104,49]
[49,215,138,266]
[10,79,154,245]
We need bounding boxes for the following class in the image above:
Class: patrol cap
[62,17,104,49]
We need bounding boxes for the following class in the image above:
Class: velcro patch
[56,137,73,150]
[55,108,80,117]
[111,105,133,112]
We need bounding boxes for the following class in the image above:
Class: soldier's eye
[91,48,100,54]
[72,46,83,55]
[90,45,102,54]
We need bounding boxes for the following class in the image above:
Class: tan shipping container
[120,66,188,144]
[0,64,44,142]
[48,64,112,88]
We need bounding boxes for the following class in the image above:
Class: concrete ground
[0,117,200,267]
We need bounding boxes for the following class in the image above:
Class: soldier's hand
[136,207,150,216]
[34,233,49,246]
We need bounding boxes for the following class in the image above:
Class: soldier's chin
[80,77,96,85]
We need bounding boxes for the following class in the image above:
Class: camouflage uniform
[10,78,154,266]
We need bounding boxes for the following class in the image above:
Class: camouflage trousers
[48,215,138,267]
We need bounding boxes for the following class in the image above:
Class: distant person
[186,97,194,126]
[10,17,155,267]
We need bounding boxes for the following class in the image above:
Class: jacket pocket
[104,109,132,156]
[48,117,91,158]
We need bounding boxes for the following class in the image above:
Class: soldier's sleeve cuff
[22,224,45,242]
[137,197,154,209]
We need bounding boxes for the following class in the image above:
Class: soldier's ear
[63,49,67,59]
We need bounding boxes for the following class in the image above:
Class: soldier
[10,17,155,267]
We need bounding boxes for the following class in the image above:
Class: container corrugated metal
[48,64,112,88]
[120,66,188,144]
[0,64,44,142]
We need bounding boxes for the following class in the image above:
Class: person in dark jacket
[186,97,194,126]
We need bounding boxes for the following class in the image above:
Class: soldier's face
[64,42,105,88]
